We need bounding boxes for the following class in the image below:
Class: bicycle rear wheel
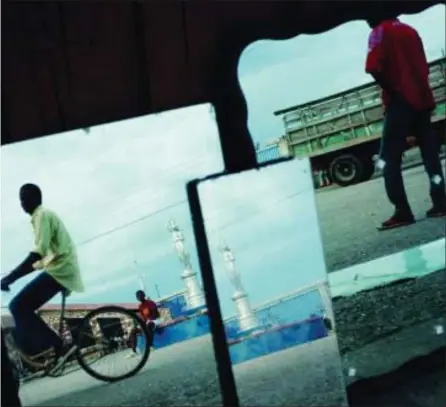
[74,306,151,382]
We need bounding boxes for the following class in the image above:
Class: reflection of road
[333,269,445,355]
[21,336,347,407]
[318,161,446,272]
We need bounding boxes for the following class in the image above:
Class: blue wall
[229,317,328,365]
[224,289,324,340]
[151,287,327,360]
[138,313,210,350]
[158,293,188,319]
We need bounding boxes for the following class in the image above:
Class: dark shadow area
[347,347,446,407]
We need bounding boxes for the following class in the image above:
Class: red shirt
[365,19,434,112]
[138,300,159,323]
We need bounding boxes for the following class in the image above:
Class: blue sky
[1,6,444,319]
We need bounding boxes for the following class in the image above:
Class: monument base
[228,316,329,365]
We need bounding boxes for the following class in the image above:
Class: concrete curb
[328,238,446,298]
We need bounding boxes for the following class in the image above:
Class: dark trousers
[1,334,22,407]
[380,97,445,213]
[128,327,140,352]
[9,272,64,355]
[129,323,156,352]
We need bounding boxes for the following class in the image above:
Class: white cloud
[0,105,223,291]
[196,158,329,316]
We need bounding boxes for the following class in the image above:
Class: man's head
[19,183,42,214]
[136,290,146,302]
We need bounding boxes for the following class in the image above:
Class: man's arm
[1,211,50,289]
[1,252,42,288]
[365,25,396,95]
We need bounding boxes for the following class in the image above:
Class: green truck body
[274,57,446,186]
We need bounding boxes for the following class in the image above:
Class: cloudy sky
[1,6,444,319]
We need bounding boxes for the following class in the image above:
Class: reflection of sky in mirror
[239,5,445,144]
[1,105,224,304]
[1,7,443,307]
[199,159,327,318]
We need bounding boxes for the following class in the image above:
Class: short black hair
[136,290,145,297]
[20,183,42,201]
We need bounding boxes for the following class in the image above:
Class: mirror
[1,104,225,406]
[196,158,348,406]
[238,4,446,403]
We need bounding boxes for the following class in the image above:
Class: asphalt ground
[333,269,446,355]
[18,162,446,407]
[316,159,445,272]
[21,335,348,407]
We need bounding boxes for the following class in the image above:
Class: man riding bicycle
[1,183,84,359]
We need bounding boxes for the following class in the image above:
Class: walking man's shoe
[426,204,446,218]
[377,211,415,231]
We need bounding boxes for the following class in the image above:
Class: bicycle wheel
[74,306,151,382]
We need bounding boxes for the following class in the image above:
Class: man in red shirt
[126,290,160,358]
[365,15,446,230]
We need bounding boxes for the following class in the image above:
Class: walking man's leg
[415,112,446,216]
[9,272,64,356]
[378,99,415,230]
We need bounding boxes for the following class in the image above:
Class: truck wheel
[329,154,363,187]
[360,158,375,182]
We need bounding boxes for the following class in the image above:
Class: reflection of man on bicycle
[1,183,84,359]
[126,290,161,358]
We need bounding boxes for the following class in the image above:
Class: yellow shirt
[31,206,84,294]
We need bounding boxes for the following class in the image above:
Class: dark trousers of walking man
[379,96,446,229]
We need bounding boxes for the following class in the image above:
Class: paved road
[333,269,446,355]
[317,160,445,272]
[21,336,347,407]
[20,270,445,407]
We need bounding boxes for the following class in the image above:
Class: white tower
[167,219,205,310]
[220,243,259,333]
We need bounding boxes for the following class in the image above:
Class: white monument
[167,219,205,310]
[220,243,259,333]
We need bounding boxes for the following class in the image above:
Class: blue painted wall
[224,289,324,340]
[158,292,188,319]
[229,317,328,365]
[150,287,327,358]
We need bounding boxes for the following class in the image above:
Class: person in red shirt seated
[365,14,446,230]
[126,290,161,358]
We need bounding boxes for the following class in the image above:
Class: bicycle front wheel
[74,306,151,382]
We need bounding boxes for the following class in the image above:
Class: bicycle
[1,290,153,383]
